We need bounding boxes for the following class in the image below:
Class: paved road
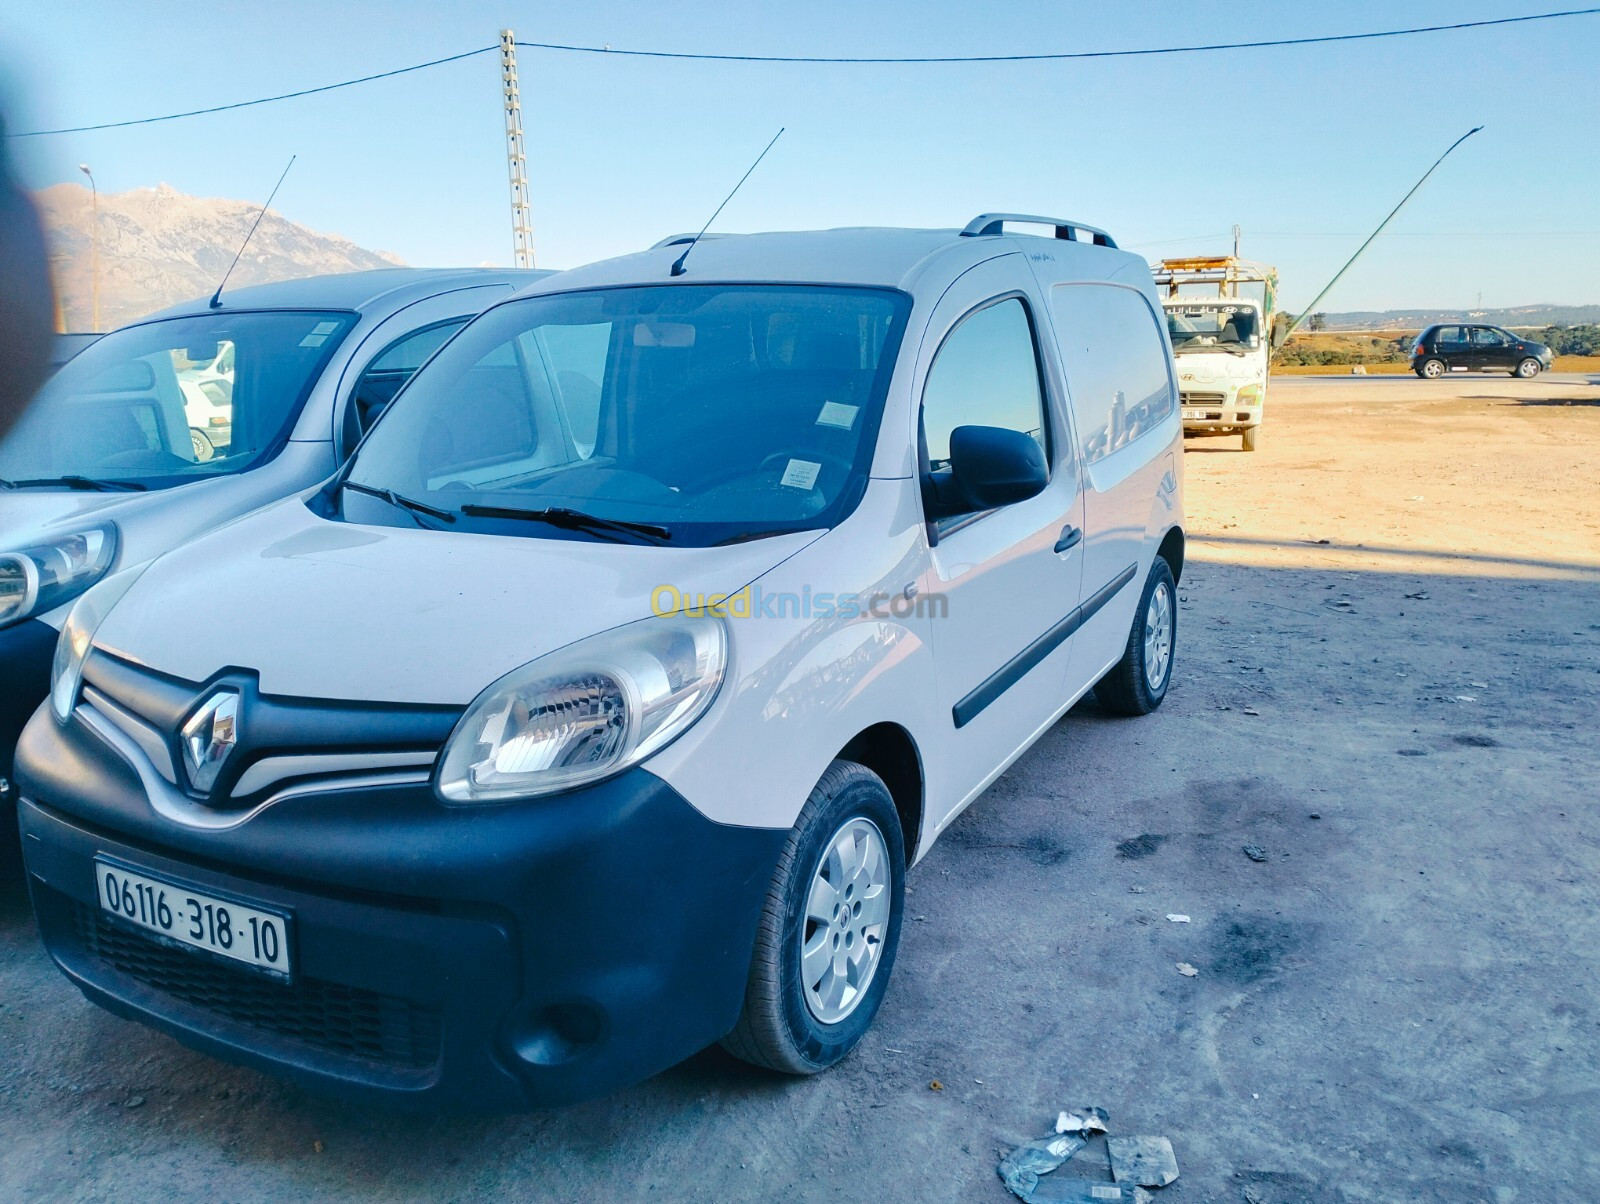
[3,377,1597,1201]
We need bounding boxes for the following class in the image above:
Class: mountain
[37,183,405,331]
[1314,304,1600,331]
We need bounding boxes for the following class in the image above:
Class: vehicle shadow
[1488,396,1600,407]
[0,870,30,926]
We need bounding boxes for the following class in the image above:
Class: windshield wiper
[458,503,671,544]
[715,528,802,546]
[0,475,148,492]
[341,480,457,528]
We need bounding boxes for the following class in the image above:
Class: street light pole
[78,163,99,331]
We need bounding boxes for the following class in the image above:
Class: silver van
[0,269,548,850]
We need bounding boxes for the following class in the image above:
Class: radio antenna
[1279,126,1481,341]
[210,155,296,308]
[670,128,784,277]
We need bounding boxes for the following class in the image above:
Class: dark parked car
[1412,323,1553,378]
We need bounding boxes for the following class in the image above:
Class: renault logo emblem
[181,690,239,793]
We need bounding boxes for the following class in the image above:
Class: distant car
[1411,323,1553,379]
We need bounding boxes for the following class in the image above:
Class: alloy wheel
[801,817,892,1024]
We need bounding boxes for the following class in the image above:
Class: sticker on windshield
[298,321,341,349]
[816,401,859,430]
[780,459,821,490]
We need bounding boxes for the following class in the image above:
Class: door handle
[1054,525,1082,553]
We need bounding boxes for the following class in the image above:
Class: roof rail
[650,232,733,250]
[960,213,1118,248]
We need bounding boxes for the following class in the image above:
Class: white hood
[92,497,822,704]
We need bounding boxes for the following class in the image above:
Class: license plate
[1182,409,1204,420]
[95,857,292,978]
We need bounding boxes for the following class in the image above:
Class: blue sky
[3,1,1596,311]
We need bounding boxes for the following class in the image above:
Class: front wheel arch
[836,722,924,865]
[1156,525,1185,585]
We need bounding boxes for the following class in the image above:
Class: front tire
[1420,358,1446,379]
[1241,425,1260,452]
[1515,357,1541,379]
[1094,557,1177,716]
[721,761,905,1075]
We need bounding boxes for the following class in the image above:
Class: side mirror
[1269,314,1292,352]
[927,424,1049,516]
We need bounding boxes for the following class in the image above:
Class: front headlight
[50,561,148,723]
[0,525,117,629]
[1236,384,1263,406]
[436,614,727,804]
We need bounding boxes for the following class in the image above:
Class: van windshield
[0,310,355,490]
[341,285,912,547]
[1165,304,1259,355]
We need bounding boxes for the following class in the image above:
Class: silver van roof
[139,268,552,321]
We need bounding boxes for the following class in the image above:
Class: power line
[10,46,497,137]
[1133,231,1600,243]
[1246,230,1600,238]
[11,7,1597,138]
[516,7,1599,62]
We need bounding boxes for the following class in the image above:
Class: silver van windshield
[0,310,355,490]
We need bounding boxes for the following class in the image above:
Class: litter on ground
[999,1109,1177,1202]
[1107,1135,1180,1188]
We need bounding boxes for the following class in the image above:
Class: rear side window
[921,297,1047,472]
[1434,326,1466,347]
[1051,284,1174,466]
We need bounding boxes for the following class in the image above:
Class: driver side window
[920,297,1048,532]
[921,297,1047,471]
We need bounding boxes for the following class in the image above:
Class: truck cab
[1152,256,1279,452]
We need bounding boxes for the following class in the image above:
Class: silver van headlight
[436,614,727,804]
[50,561,148,723]
[0,525,117,629]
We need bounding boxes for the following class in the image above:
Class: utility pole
[1232,223,1241,258]
[500,30,536,269]
[78,163,100,330]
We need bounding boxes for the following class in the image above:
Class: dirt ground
[3,373,1598,1202]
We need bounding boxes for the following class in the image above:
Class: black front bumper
[0,618,56,866]
[16,705,786,1110]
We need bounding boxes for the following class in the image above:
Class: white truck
[1153,256,1280,452]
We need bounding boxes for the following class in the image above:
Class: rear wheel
[189,428,215,461]
[1420,358,1446,379]
[1241,425,1260,452]
[1514,357,1542,379]
[721,760,905,1074]
[1094,558,1177,717]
